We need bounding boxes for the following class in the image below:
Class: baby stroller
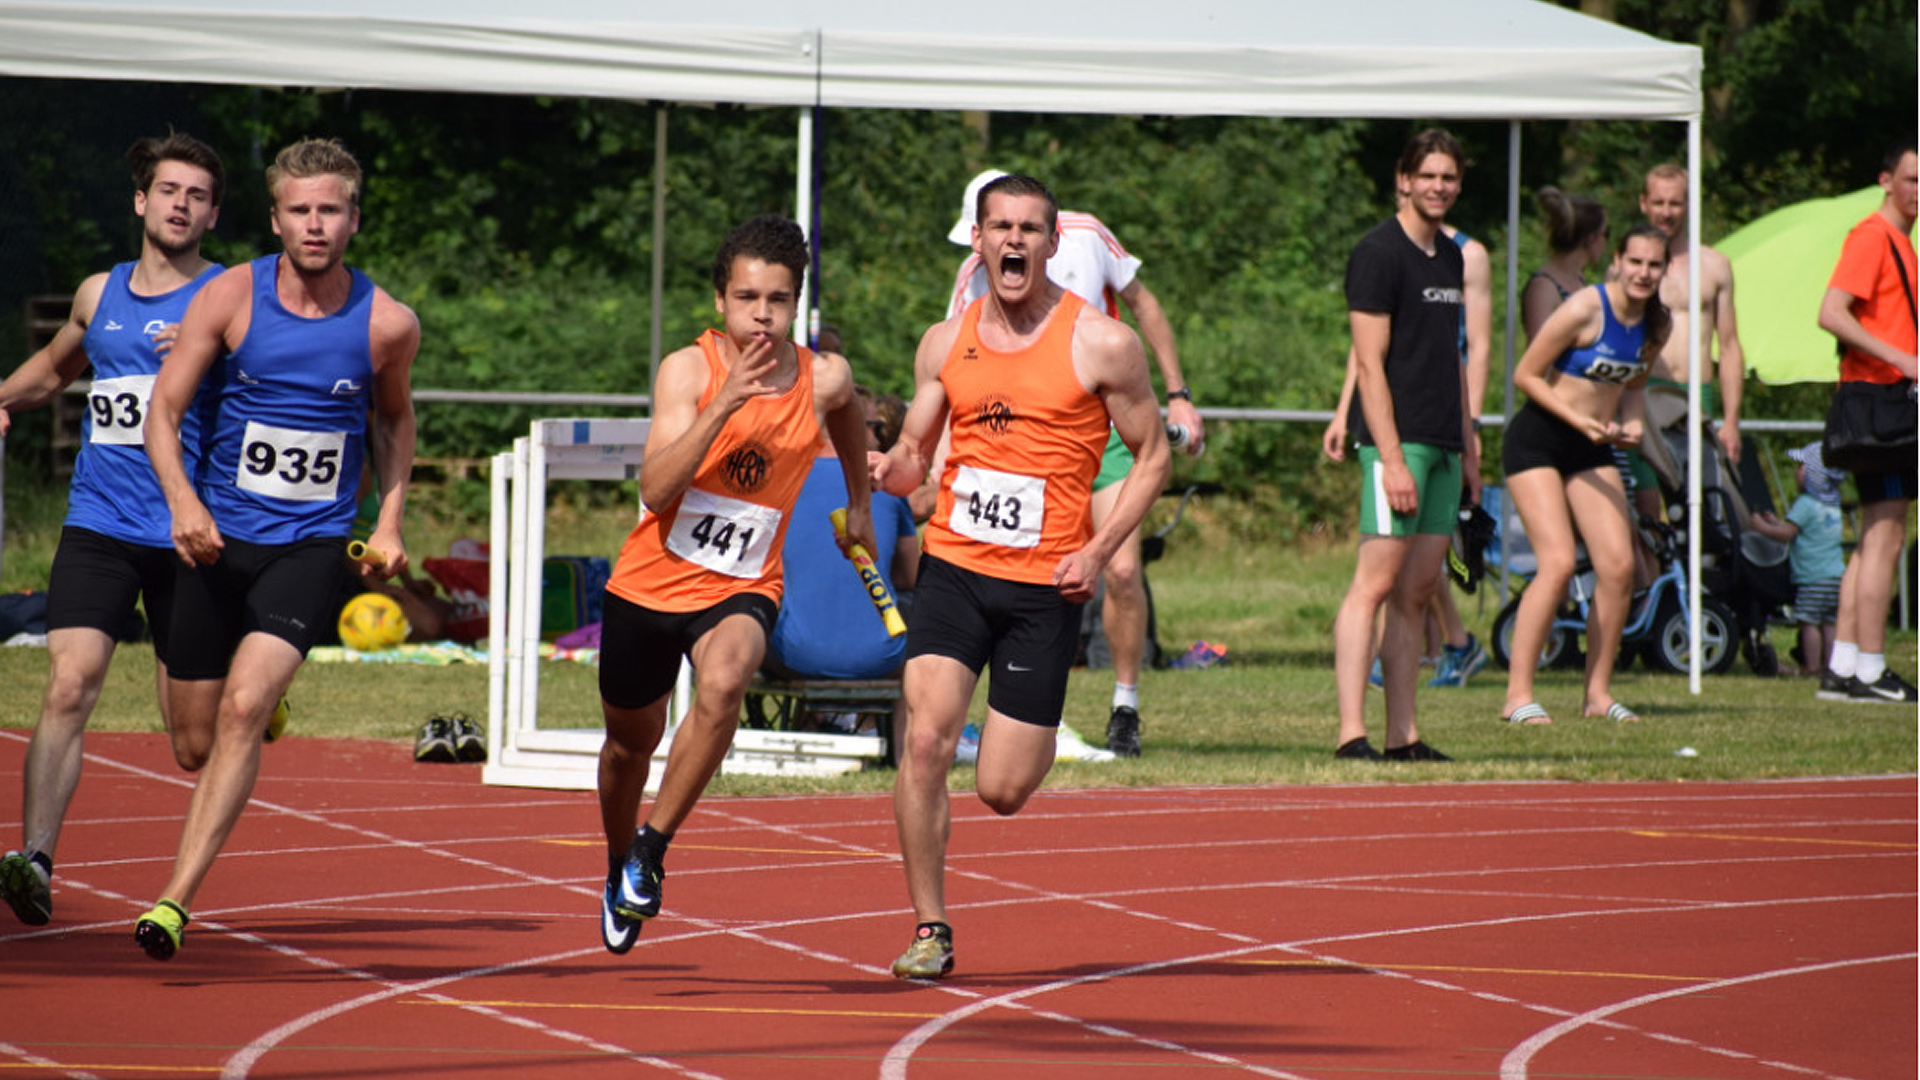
[1635,392,1795,676]
[1484,492,1743,676]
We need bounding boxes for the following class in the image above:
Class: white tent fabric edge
[0,1,1715,749]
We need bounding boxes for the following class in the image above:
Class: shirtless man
[1640,163,1746,470]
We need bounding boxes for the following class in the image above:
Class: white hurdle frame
[482,417,884,791]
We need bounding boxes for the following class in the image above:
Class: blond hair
[266,137,363,207]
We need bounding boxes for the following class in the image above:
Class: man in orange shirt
[871,174,1170,979]
[1814,145,1918,705]
[595,215,875,954]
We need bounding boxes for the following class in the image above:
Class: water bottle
[1165,422,1202,456]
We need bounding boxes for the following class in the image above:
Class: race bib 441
[666,488,782,578]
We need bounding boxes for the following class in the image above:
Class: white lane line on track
[1498,952,1913,1080]
[0,1039,103,1080]
[15,736,1911,1078]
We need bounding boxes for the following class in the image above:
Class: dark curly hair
[711,214,808,295]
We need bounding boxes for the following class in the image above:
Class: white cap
[947,168,1010,245]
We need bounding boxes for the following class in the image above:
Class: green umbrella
[1720,186,1910,385]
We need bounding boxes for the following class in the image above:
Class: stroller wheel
[1492,596,1582,672]
[1648,594,1740,675]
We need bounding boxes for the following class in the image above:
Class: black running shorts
[165,536,349,680]
[46,526,181,662]
[1503,400,1617,479]
[904,554,1080,728]
[598,589,778,710]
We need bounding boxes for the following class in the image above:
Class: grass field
[3,492,1912,793]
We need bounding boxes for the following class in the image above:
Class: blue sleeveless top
[1552,285,1646,385]
[69,261,222,546]
[198,255,373,543]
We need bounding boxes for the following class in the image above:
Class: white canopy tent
[0,2,1717,706]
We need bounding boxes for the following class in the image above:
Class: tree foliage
[2,0,1911,537]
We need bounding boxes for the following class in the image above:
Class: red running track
[1,730,1913,1079]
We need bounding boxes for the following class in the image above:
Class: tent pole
[795,107,814,345]
[649,107,667,395]
[1686,119,1703,692]
[1498,120,1521,608]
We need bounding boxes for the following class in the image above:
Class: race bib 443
[947,465,1045,549]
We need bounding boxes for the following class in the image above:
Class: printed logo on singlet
[1421,287,1463,304]
[974,395,1017,438]
[330,378,363,396]
[237,369,261,385]
[142,319,167,336]
[720,441,773,495]
[105,320,125,331]
[962,346,979,362]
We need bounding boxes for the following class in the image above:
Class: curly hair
[711,215,809,295]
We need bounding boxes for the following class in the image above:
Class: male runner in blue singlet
[133,137,420,960]
[0,133,225,928]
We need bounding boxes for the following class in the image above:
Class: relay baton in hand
[829,508,907,637]
[346,540,385,570]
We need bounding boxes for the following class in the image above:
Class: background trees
[1,0,1912,536]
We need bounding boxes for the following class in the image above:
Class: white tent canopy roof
[0,0,1700,120]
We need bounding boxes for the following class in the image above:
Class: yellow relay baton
[829,508,907,638]
[345,540,386,570]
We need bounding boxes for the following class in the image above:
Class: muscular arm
[1462,239,1493,423]
[1350,309,1418,513]
[871,321,955,500]
[0,274,106,436]
[813,349,876,556]
[1057,316,1170,602]
[361,291,421,578]
[1818,286,1919,381]
[1116,277,1201,449]
[1709,251,1745,463]
[1322,347,1358,461]
[147,266,248,566]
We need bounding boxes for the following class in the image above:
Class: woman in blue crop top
[1499,224,1671,727]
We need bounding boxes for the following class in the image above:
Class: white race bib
[666,488,782,578]
[235,421,347,502]
[86,374,156,446]
[947,465,1045,549]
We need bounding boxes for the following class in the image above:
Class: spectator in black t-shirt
[1330,128,1478,764]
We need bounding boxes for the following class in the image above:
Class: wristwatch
[1167,388,1194,403]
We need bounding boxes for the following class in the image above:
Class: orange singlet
[925,292,1110,585]
[607,331,819,611]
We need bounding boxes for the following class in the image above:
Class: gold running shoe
[890,923,954,980]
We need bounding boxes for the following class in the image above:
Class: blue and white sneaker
[613,844,664,923]
[600,875,640,954]
[1430,633,1489,688]
[1367,658,1383,690]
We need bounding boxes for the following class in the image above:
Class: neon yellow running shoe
[135,899,189,961]
[264,698,291,743]
[890,922,954,980]
[1,851,51,926]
